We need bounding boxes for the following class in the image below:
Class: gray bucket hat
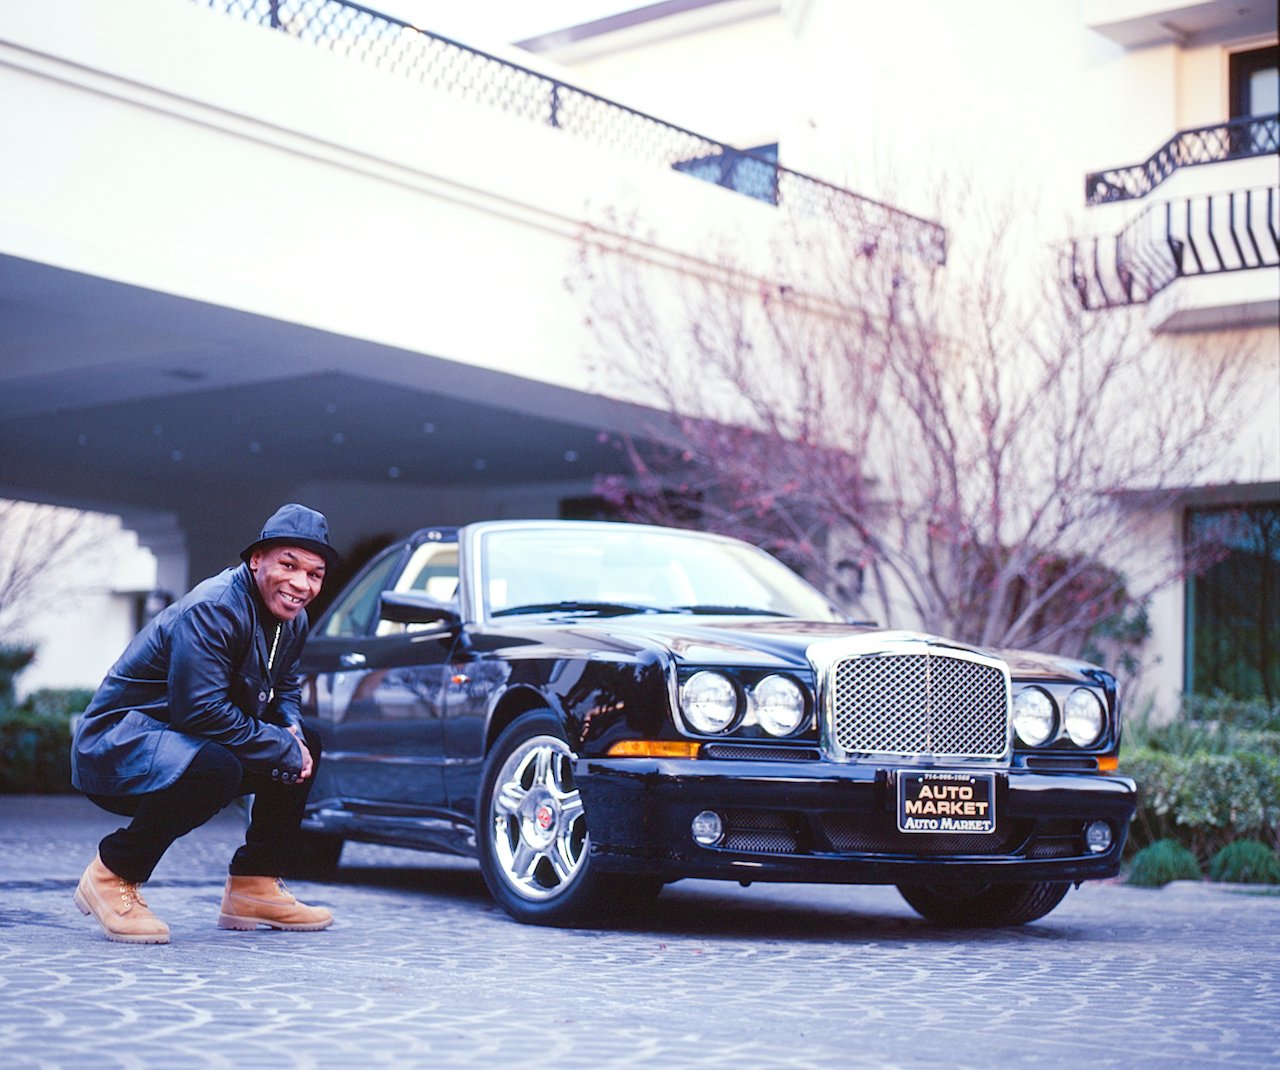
[240,503,340,570]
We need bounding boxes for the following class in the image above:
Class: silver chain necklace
[266,622,281,703]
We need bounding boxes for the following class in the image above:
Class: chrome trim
[323,752,449,766]
[808,632,1013,765]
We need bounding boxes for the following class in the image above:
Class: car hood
[553,615,1103,683]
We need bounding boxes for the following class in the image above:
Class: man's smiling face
[249,544,326,622]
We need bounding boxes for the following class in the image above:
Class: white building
[1,0,1275,712]
[519,0,1280,712]
[0,501,156,697]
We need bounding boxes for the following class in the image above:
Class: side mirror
[378,590,461,629]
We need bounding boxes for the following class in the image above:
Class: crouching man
[71,504,339,943]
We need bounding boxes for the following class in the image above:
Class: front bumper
[575,756,1137,885]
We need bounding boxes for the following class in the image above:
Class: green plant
[0,707,73,793]
[1123,746,1280,860]
[1082,599,1151,679]
[0,687,87,794]
[1127,839,1202,887]
[22,688,93,720]
[0,644,36,706]
[1127,694,1280,750]
[1180,693,1280,732]
[1207,840,1280,885]
[1122,693,1280,865]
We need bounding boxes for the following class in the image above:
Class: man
[71,503,339,944]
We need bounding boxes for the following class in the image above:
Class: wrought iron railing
[1070,186,1280,310]
[191,0,947,263]
[1085,114,1280,206]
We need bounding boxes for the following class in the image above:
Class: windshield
[479,526,841,622]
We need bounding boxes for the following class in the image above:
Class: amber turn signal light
[606,740,701,758]
[1097,755,1119,772]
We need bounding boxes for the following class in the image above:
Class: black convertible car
[297,520,1136,927]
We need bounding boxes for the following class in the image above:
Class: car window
[374,543,460,636]
[480,527,839,620]
[395,544,459,602]
[320,549,401,638]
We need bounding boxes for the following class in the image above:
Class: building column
[119,509,188,606]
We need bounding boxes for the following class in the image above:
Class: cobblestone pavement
[1,795,1277,1070]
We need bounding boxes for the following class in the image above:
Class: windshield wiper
[670,605,792,617]
[491,601,662,618]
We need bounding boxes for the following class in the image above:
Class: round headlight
[1013,687,1056,746]
[680,671,738,733]
[752,675,808,736]
[1064,688,1105,747]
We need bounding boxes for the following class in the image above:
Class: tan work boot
[217,876,333,931]
[74,853,170,944]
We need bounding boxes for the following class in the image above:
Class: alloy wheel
[488,733,587,900]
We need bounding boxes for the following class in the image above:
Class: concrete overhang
[1148,266,1280,332]
[0,253,662,576]
[1083,0,1277,47]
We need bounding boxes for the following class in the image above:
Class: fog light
[1085,820,1112,854]
[691,810,724,846]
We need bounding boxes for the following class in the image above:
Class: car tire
[477,711,660,926]
[896,880,1069,927]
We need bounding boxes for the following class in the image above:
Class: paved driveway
[1,795,1277,1069]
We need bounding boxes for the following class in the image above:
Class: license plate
[897,771,996,834]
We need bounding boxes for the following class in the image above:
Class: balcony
[1085,115,1279,205]
[1070,186,1279,326]
[195,0,946,263]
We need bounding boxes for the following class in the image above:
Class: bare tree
[0,499,117,647]
[571,192,1258,667]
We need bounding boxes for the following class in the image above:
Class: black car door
[303,541,459,810]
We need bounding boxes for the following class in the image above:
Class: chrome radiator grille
[826,649,1010,760]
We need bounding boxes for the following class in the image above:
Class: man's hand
[286,725,314,781]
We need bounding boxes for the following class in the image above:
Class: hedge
[0,688,89,794]
[1123,696,1280,863]
[1124,747,1280,860]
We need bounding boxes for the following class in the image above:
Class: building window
[673,143,779,205]
[1185,502,1280,701]
[1230,45,1278,118]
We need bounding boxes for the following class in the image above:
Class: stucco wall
[0,0,801,405]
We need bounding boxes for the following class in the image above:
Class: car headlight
[752,675,808,736]
[1013,686,1056,746]
[680,671,739,733]
[1064,688,1105,746]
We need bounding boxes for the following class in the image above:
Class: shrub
[0,686,88,794]
[1128,839,1202,887]
[0,645,37,706]
[1127,712,1280,758]
[1207,840,1280,885]
[0,707,73,793]
[1179,693,1280,733]
[23,688,93,720]
[1124,746,1280,860]
[1122,694,1280,863]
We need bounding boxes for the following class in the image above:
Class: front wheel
[477,711,660,926]
[897,881,1069,927]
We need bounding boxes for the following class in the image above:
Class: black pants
[87,725,322,884]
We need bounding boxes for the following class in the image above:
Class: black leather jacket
[71,563,306,796]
